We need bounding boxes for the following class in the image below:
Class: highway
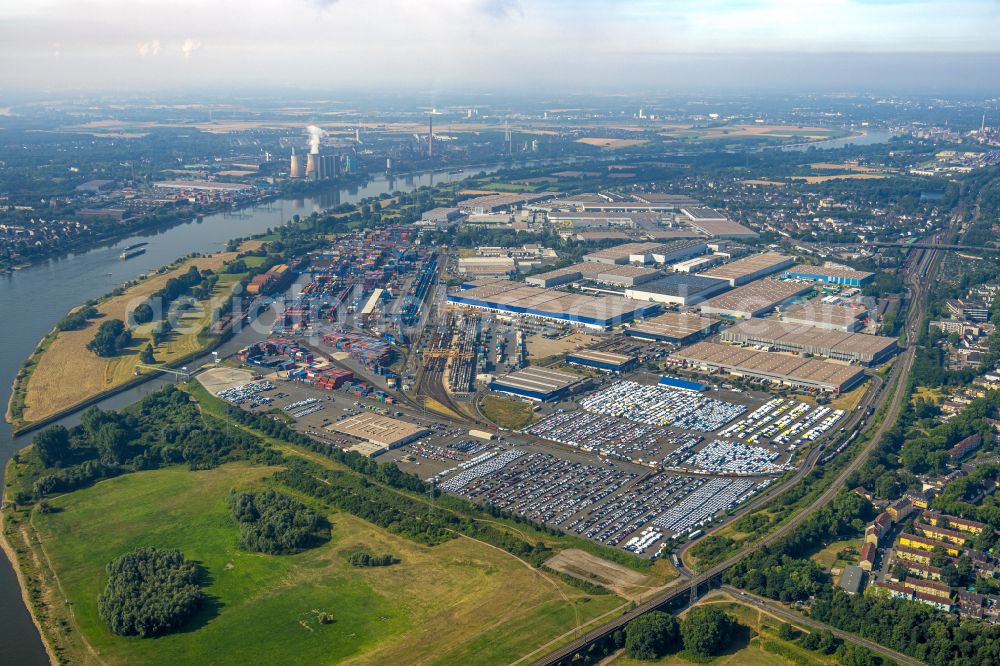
[532,211,946,666]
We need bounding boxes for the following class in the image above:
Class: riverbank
[6,245,257,431]
[0,461,59,665]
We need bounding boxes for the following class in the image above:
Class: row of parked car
[579,381,747,432]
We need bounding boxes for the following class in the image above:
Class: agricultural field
[16,249,249,426]
[24,462,624,665]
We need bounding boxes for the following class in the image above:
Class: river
[0,164,494,663]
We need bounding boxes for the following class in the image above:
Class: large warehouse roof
[627,274,729,298]
[687,219,759,238]
[626,312,719,342]
[583,242,663,263]
[565,348,635,369]
[326,413,430,448]
[698,253,794,285]
[449,281,658,328]
[675,341,865,392]
[781,265,875,283]
[781,302,867,331]
[698,279,811,318]
[721,319,898,365]
[491,366,584,398]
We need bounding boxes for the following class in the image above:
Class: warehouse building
[624,274,730,306]
[554,193,701,212]
[674,341,866,393]
[698,279,811,318]
[672,254,724,273]
[526,262,660,288]
[629,239,708,265]
[565,349,636,372]
[326,413,430,457]
[681,208,759,239]
[625,312,720,344]
[698,253,795,286]
[447,281,659,329]
[420,207,462,227]
[583,242,664,265]
[720,319,899,365]
[489,366,589,401]
[781,265,875,286]
[781,302,867,332]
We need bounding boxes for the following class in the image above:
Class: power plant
[289,125,339,180]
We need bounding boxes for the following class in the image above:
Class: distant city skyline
[2,0,999,93]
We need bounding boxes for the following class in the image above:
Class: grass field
[19,251,245,425]
[29,463,623,665]
[811,538,863,571]
[481,395,536,430]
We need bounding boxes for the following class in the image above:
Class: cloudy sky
[2,0,999,93]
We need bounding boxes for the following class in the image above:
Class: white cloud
[136,39,161,58]
[0,1,998,90]
[181,37,201,59]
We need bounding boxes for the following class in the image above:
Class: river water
[0,165,492,663]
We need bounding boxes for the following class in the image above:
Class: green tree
[625,611,679,660]
[95,422,130,465]
[32,426,71,467]
[140,343,156,364]
[86,319,131,357]
[97,547,203,637]
[681,606,735,658]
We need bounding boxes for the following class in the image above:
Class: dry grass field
[809,162,882,172]
[21,250,246,424]
[575,138,648,148]
[525,332,600,360]
[791,174,888,183]
[741,179,787,186]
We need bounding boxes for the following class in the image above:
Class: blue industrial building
[781,266,874,287]
[658,376,706,392]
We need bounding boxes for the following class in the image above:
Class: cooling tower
[289,148,302,178]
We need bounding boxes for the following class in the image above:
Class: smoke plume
[307,125,326,153]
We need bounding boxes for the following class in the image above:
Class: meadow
[29,463,624,665]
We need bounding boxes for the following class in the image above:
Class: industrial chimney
[428,115,434,159]
[305,151,318,180]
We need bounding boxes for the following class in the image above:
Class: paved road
[719,586,925,666]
